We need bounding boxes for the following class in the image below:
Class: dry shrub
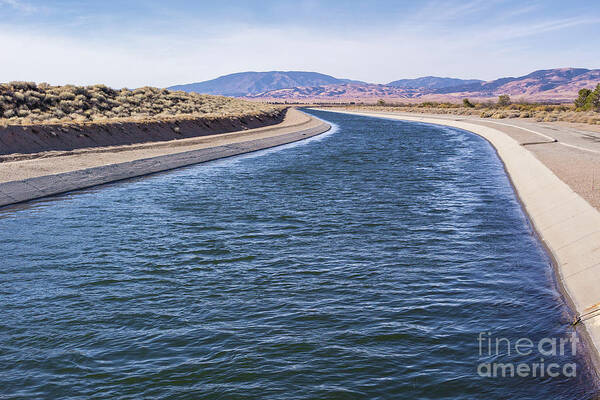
[338,100,598,125]
[0,81,282,126]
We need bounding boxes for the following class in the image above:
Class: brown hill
[246,83,427,102]
[247,68,600,103]
[444,68,600,102]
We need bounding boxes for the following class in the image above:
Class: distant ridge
[169,68,600,102]
[387,76,483,90]
[168,71,365,97]
[435,68,598,95]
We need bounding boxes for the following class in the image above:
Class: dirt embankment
[0,109,287,157]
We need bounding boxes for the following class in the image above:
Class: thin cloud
[407,0,496,23]
[0,1,598,87]
[480,16,600,42]
[0,0,36,13]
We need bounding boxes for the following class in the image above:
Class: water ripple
[0,110,597,399]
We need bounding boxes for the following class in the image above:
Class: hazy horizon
[1,0,599,88]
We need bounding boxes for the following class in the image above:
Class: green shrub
[575,89,592,110]
[574,85,600,111]
[462,98,475,108]
[585,84,600,111]
[497,95,511,106]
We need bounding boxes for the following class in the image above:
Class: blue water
[0,109,597,399]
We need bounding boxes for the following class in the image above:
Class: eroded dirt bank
[0,109,286,156]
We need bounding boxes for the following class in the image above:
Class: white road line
[558,141,600,155]
[316,108,600,156]
[480,119,556,142]
[390,112,600,156]
[482,120,600,155]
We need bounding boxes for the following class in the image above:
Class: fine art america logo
[477,332,578,378]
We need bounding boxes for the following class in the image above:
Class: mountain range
[168,71,365,97]
[387,76,483,89]
[168,68,600,103]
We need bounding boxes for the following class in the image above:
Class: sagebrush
[0,81,281,126]
[334,100,600,125]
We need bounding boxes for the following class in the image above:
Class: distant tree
[575,88,592,109]
[377,99,386,106]
[575,85,600,111]
[586,84,600,111]
[462,98,475,108]
[497,95,511,107]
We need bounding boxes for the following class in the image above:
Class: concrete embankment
[315,108,600,371]
[0,109,329,207]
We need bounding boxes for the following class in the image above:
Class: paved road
[393,111,600,155]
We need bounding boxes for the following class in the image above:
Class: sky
[1,0,599,88]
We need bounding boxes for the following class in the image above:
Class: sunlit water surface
[1,109,597,399]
